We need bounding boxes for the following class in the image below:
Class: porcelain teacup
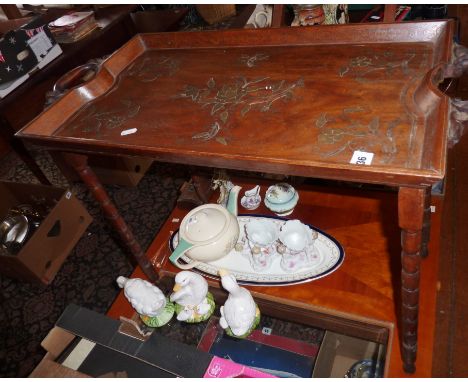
[245,219,279,271]
[277,220,319,272]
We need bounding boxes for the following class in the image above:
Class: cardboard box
[0,181,92,284]
[31,304,275,378]
[89,155,153,187]
[312,331,387,378]
[53,153,154,187]
[0,16,62,98]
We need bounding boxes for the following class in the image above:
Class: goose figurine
[170,271,215,323]
[218,269,260,338]
[117,276,174,327]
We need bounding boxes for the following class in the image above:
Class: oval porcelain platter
[169,214,345,286]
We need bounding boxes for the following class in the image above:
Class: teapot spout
[226,185,242,216]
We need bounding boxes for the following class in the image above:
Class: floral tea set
[242,218,320,273]
[116,182,322,339]
[169,182,320,274]
[117,269,260,339]
[241,183,299,216]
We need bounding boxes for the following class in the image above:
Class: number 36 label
[350,151,374,165]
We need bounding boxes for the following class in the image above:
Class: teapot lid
[182,206,228,242]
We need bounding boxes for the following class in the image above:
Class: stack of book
[48,11,98,43]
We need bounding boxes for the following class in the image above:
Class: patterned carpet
[0,146,188,377]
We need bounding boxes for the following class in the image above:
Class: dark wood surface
[432,6,468,376]
[130,7,188,33]
[18,21,453,187]
[432,132,468,377]
[16,21,454,374]
[398,186,427,373]
[107,177,443,377]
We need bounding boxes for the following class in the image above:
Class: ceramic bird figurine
[218,269,260,338]
[170,271,215,323]
[117,276,174,327]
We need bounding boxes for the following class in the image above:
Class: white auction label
[121,128,137,136]
[350,151,374,165]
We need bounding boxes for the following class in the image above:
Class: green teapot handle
[169,237,200,269]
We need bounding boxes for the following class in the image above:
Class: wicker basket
[196,4,236,25]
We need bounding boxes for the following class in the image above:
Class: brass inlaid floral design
[177,76,304,142]
[66,56,180,136]
[240,53,270,68]
[192,122,221,141]
[70,99,140,137]
[124,56,180,82]
[314,106,402,163]
[339,51,419,82]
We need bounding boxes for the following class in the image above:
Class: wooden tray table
[17,21,459,374]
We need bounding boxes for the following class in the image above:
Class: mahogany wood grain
[271,4,286,27]
[433,132,468,377]
[17,22,453,187]
[398,186,427,373]
[107,178,442,377]
[383,5,398,22]
[445,135,468,376]
[421,188,432,258]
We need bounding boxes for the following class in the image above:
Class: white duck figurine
[218,269,260,337]
[117,276,174,327]
[170,271,215,323]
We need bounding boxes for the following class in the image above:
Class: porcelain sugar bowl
[169,186,241,269]
[264,183,299,216]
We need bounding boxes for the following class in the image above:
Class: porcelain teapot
[170,186,242,269]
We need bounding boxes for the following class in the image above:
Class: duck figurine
[170,271,215,323]
[218,269,260,338]
[117,276,174,327]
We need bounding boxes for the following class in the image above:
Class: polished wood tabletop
[18,21,453,187]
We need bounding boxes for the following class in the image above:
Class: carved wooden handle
[443,43,468,147]
[53,62,100,93]
[44,58,104,108]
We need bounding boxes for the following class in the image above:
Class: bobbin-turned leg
[62,152,159,284]
[398,187,426,374]
[420,187,431,258]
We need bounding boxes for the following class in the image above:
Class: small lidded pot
[264,183,299,216]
